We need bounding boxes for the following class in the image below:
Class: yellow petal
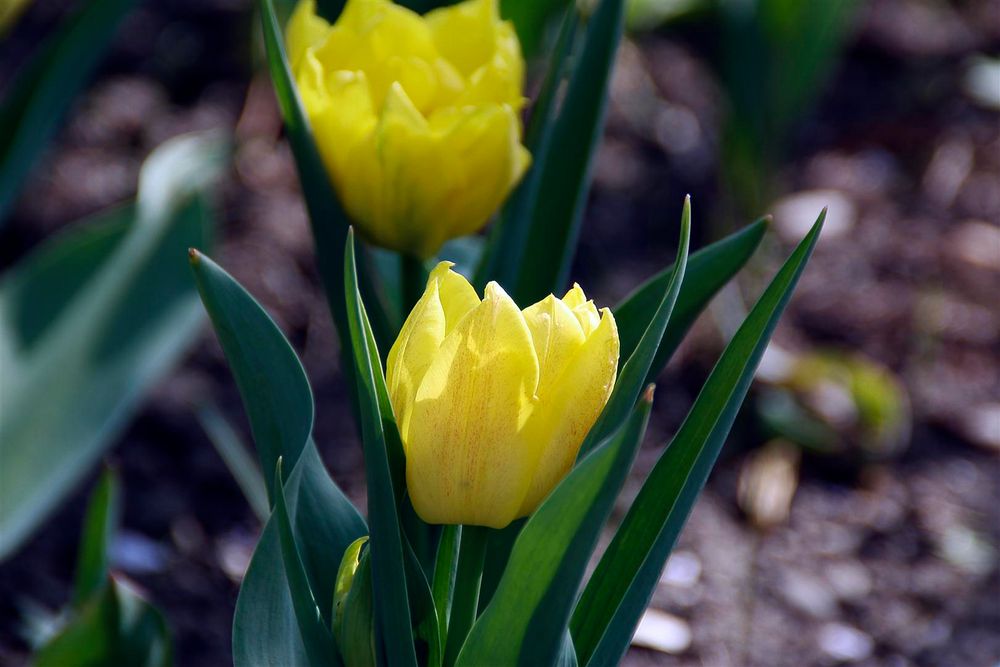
[517,307,619,515]
[431,103,530,241]
[286,0,330,71]
[521,294,586,400]
[425,0,499,77]
[561,284,601,335]
[386,262,479,440]
[405,282,539,528]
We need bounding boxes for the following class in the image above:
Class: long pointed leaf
[513,0,627,305]
[571,211,825,666]
[614,216,769,382]
[475,7,580,290]
[190,251,312,500]
[578,197,690,459]
[233,442,365,667]
[257,0,395,359]
[456,390,654,667]
[344,230,418,667]
[273,459,339,666]
[72,468,120,609]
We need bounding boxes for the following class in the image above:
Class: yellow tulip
[286,0,531,258]
[387,263,620,528]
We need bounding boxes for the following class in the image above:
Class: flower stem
[443,525,489,667]
[400,253,428,318]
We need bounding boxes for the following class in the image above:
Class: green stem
[400,253,428,318]
[443,525,489,667]
[432,525,461,647]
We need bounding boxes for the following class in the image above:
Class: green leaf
[0,0,136,223]
[344,230,418,667]
[197,402,271,523]
[570,211,825,667]
[432,524,460,642]
[404,536,444,667]
[475,6,580,291]
[614,216,769,383]
[0,132,223,562]
[233,443,366,667]
[72,468,120,609]
[578,197,690,459]
[190,247,366,648]
[456,390,654,667]
[513,0,627,306]
[35,578,172,667]
[190,251,313,500]
[273,459,339,666]
[501,0,571,57]
[257,0,396,361]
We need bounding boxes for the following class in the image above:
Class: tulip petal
[522,294,586,400]
[286,0,330,70]
[405,282,539,528]
[517,308,619,515]
[387,262,479,438]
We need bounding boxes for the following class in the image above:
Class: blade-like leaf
[257,0,396,359]
[344,230,417,667]
[0,0,136,223]
[273,459,339,666]
[456,390,654,667]
[571,211,825,667]
[190,247,366,636]
[513,0,627,305]
[72,468,120,609]
[614,216,769,383]
[475,6,579,291]
[578,197,690,459]
[190,251,313,500]
[35,577,172,667]
[0,132,223,561]
[233,442,366,667]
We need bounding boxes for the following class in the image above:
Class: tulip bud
[387,263,619,528]
[286,0,531,258]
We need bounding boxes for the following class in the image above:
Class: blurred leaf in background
[0,132,226,561]
[0,0,137,224]
[31,468,173,667]
[717,0,860,217]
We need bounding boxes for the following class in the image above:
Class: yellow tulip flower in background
[286,0,531,259]
[387,263,620,529]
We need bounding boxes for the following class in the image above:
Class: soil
[1,0,998,665]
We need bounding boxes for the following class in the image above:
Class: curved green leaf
[257,0,396,358]
[578,196,690,459]
[571,211,825,666]
[513,0,627,305]
[233,442,366,667]
[274,459,339,666]
[456,390,653,667]
[190,251,312,499]
[72,468,120,609]
[344,230,417,667]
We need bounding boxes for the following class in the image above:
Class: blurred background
[0,0,997,665]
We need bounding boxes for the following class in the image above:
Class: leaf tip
[188,247,201,265]
[642,383,656,404]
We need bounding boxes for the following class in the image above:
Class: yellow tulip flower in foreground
[387,263,620,528]
[286,0,531,258]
